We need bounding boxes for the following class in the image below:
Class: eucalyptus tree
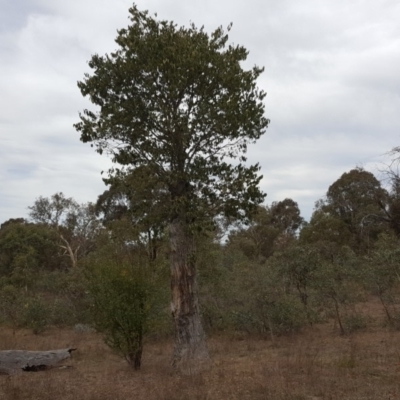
[270,198,303,236]
[325,168,387,227]
[227,199,303,262]
[0,218,60,277]
[305,168,388,254]
[74,5,269,370]
[377,162,400,236]
[29,193,101,268]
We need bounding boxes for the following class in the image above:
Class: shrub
[86,258,165,370]
[20,296,49,334]
[0,284,21,328]
[265,297,306,336]
[49,298,77,327]
[343,313,368,333]
[228,296,306,337]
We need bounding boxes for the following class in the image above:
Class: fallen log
[0,348,76,375]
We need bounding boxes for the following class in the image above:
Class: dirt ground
[1,297,400,400]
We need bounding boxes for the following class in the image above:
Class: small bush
[228,297,306,337]
[230,310,260,334]
[266,298,306,335]
[49,298,77,327]
[20,296,49,334]
[201,302,230,333]
[343,313,368,333]
[86,258,165,370]
[0,284,22,327]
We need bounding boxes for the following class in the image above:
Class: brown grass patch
[1,297,400,399]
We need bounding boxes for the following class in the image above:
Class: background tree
[75,5,269,370]
[386,174,400,235]
[227,205,279,262]
[312,246,359,335]
[270,198,303,236]
[29,193,102,268]
[305,168,388,254]
[300,206,354,258]
[363,233,400,327]
[384,147,400,235]
[270,243,320,324]
[96,167,168,262]
[227,199,303,262]
[377,162,400,236]
[0,218,60,279]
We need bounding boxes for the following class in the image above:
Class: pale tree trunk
[59,234,78,269]
[169,217,210,373]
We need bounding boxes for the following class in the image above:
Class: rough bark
[0,348,76,375]
[169,218,210,373]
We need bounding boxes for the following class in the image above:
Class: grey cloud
[1,0,399,224]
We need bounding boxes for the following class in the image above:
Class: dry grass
[1,297,400,400]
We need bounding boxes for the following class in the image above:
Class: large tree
[75,5,269,370]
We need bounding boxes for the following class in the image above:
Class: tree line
[2,165,399,275]
[2,165,400,366]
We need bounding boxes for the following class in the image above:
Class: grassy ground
[1,298,400,400]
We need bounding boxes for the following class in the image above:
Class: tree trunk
[126,345,143,371]
[169,217,210,373]
[125,315,143,370]
[378,290,393,326]
[59,234,78,268]
[332,296,345,335]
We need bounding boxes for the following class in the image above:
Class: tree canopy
[75,6,269,226]
[302,168,389,253]
[0,218,60,277]
[227,199,303,262]
[29,193,101,268]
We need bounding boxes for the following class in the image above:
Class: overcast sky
[1,0,400,224]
